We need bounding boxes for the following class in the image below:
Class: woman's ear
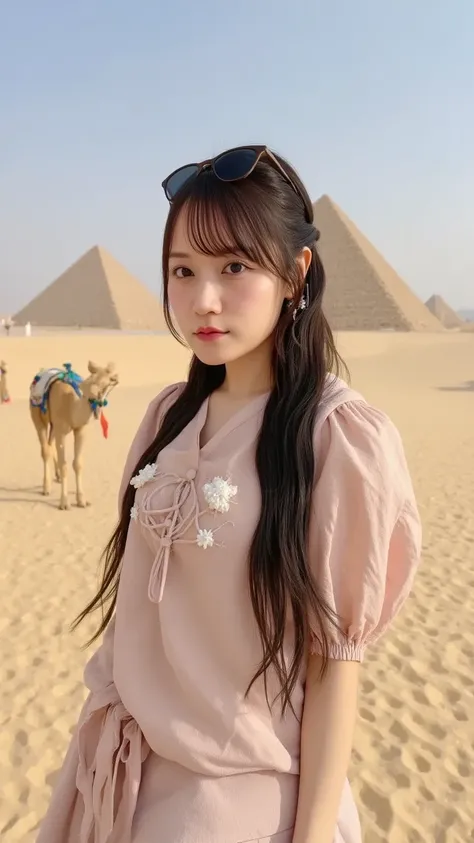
[296,246,312,280]
[284,247,313,299]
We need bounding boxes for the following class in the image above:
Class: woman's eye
[173,266,193,278]
[224,262,247,275]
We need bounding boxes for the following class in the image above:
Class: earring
[292,283,309,321]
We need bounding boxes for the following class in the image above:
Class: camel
[30,361,119,510]
[0,360,10,403]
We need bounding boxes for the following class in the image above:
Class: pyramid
[425,295,464,329]
[313,195,443,331]
[13,246,167,331]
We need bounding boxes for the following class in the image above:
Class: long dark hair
[74,151,348,713]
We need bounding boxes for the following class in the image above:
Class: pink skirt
[132,754,362,843]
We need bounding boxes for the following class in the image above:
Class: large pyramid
[13,246,167,331]
[313,195,443,331]
[425,295,464,329]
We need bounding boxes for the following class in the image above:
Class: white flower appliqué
[202,476,237,514]
[196,528,215,549]
[130,504,138,521]
[130,463,157,489]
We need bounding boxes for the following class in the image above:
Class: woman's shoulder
[118,382,187,507]
[145,380,187,419]
[316,373,366,425]
[315,374,412,499]
[318,374,400,435]
[138,380,189,443]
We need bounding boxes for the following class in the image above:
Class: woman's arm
[292,655,360,843]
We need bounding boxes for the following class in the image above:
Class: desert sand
[0,329,473,842]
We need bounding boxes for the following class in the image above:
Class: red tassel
[100,411,109,439]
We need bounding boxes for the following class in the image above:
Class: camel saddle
[30,364,83,414]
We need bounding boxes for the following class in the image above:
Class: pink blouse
[36,376,421,843]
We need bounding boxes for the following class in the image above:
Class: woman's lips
[195,328,229,342]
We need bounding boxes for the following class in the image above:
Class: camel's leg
[38,425,53,496]
[73,427,89,508]
[48,427,60,482]
[53,446,60,482]
[54,430,69,510]
[30,407,53,495]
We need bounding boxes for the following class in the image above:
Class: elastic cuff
[309,638,365,662]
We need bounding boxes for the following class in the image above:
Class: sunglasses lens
[213,148,258,181]
[165,164,200,200]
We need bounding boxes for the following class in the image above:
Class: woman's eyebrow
[169,249,247,260]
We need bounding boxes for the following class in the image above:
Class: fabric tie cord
[76,682,149,843]
[130,469,235,603]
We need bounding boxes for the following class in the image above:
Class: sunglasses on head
[161,145,311,218]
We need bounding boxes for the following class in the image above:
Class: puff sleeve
[308,399,422,662]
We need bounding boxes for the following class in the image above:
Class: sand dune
[0,330,473,842]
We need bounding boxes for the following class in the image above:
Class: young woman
[37,146,421,843]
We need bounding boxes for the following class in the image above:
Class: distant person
[0,360,10,403]
[25,321,31,337]
[37,146,421,843]
[3,316,13,336]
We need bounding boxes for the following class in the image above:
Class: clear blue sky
[1,0,473,314]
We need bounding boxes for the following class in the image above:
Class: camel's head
[83,361,119,419]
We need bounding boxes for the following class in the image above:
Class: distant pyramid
[425,295,464,329]
[13,246,167,331]
[313,196,443,331]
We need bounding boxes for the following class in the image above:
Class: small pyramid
[425,295,464,329]
[313,196,443,331]
[13,246,167,331]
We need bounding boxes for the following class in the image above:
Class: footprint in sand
[444,757,470,778]
[359,707,376,723]
[379,744,401,763]
[445,688,462,705]
[448,779,465,794]
[389,720,410,743]
[392,638,414,657]
[358,783,394,833]
[392,771,411,789]
[411,689,430,706]
[419,785,436,802]
[401,748,432,774]
[1,815,20,836]
[452,707,468,722]
[384,693,404,710]
[419,739,442,760]
[15,729,28,748]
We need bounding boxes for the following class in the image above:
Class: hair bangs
[182,171,285,276]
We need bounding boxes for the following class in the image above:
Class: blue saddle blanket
[30,365,83,413]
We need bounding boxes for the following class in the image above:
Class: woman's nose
[193,282,223,316]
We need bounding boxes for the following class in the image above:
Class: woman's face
[167,207,289,367]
